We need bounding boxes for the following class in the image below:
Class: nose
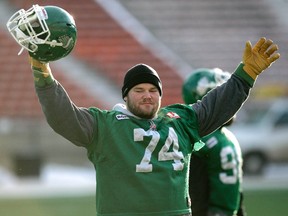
[143,90,152,99]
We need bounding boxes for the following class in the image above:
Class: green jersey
[189,127,243,216]
[87,104,201,215]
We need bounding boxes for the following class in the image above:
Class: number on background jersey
[219,146,238,184]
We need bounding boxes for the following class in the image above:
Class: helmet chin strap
[16,38,63,56]
[44,37,74,49]
[43,40,63,47]
[17,38,70,56]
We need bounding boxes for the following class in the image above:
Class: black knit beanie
[122,63,163,99]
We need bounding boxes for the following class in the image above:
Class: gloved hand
[29,56,51,75]
[29,56,54,87]
[242,37,280,79]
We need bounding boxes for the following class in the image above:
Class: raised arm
[193,37,280,137]
[30,57,95,147]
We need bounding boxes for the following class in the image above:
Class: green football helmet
[182,68,231,104]
[6,4,77,62]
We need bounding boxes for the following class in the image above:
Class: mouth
[141,102,153,105]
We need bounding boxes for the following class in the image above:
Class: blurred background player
[182,68,247,216]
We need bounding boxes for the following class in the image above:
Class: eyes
[133,87,158,93]
[132,86,159,95]
[135,88,157,93]
[130,84,160,97]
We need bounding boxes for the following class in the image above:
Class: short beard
[127,100,158,119]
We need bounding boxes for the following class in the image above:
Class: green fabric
[32,66,54,87]
[234,63,255,87]
[191,127,243,215]
[86,104,201,216]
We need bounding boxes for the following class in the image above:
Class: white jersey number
[219,146,238,184]
[135,127,184,172]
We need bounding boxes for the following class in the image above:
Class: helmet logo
[196,69,230,97]
[196,77,216,97]
[214,69,230,84]
[59,35,75,50]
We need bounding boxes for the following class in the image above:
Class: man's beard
[127,100,159,119]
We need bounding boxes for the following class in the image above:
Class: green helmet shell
[6,4,77,62]
[28,6,77,62]
[182,68,231,104]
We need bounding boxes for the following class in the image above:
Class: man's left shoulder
[163,103,192,111]
[160,103,196,119]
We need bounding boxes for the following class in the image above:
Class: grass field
[244,188,288,215]
[0,196,96,216]
[0,188,287,216]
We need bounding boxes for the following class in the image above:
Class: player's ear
[123,96,127,102]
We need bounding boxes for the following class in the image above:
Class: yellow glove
[29,57,54,87]
[29,57,51,76]
[243,37,280,80]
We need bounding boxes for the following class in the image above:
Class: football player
[182,68,247,216]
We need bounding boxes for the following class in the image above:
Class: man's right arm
[30,57,95,147]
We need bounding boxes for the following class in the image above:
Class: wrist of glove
[29,57,54,87]
[242,37,280,80]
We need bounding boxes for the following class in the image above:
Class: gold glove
[29,56,51,77]
[243,37,280,79]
